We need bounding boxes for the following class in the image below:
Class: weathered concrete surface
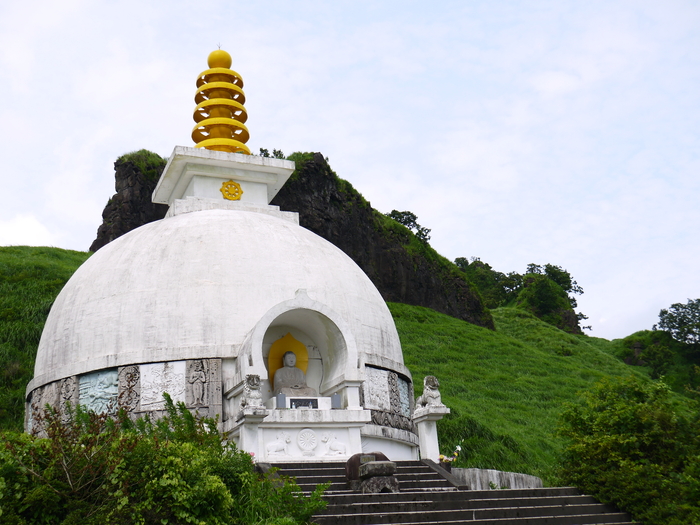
[451,467,543,490]
[359,461,396,479]
[359,475,399,494]
[346,452,391,481]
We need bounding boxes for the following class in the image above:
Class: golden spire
[191,50,250,154]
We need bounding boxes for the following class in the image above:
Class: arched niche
[239,290,360,399]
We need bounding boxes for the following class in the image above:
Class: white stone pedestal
[229,407,372,462]
[412,405,450,462]
[233,407,269,460]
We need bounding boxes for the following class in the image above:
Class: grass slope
[0,246,677,486]
[0,246,91,430]
[391,303,648,484]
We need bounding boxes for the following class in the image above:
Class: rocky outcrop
[271,153,493,329]
[90,151,493,329]
[89,154,168,252]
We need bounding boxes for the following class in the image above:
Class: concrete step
[462,487,583,499]
[314,508,634,525]
[283,463,456,492]
[388,515,640,525]
[322,487,584,505]
[295,478,455,493]
[290,471,447,485]
[324,501,616,516]
[324,492,598,513]
[271,461,637,525]
[291,474,456,493]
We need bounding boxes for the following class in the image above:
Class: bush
[558,376,700,524]
[117,150,166,181]
[0,397,326,524]
[515,274,580,333]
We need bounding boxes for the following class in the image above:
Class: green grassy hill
[0,247,90,430]
[0,246,686,485]
[392,303,653,483]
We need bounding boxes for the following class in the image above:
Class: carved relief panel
[362,365,415,433]
[118,366,141,412]
[59,376,79,423]
[186,360,208,407]
[364,366,391,412]
[140,361,186,410]
[262,427,350,460]
[79,369,119,414]
[185,358,222,420]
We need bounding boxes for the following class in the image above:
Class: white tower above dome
[153,146,294,206]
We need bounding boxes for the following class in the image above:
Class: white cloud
[530,71,582,96]
[0,215,59,247]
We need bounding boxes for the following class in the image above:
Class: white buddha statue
[273,351,317,397]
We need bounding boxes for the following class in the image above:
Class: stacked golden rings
[192,50,250,154]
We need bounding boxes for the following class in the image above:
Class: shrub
[0,397,326,524]
[558,376,700,524]
[117,149,166,181]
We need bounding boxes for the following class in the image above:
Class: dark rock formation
[272,153,493,329]
[90,151,493,329]
[89,155,168,252]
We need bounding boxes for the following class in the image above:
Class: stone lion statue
[415,375,443,408]
[239,374,263,409]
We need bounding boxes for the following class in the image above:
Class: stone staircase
[271,461,638,525]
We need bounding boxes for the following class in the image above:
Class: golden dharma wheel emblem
[220,180,243,200]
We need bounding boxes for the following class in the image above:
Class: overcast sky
[1,0,698,341]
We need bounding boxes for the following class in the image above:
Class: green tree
[558,376,700,524]
[525,263,583,307]
[641,342,674,379]
[655,298,700,353]
[453,259,588,332]
[385,210,431,243]
[515,274,580,332]
[454,258,521,309]
[259,148,286,159]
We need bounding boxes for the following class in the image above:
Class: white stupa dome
[26,146,427,461]
[31,207,405,391]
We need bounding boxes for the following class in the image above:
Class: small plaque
[290,398,318,409]
[360,454,376,464]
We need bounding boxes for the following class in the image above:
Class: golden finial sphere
[208,49,232,69]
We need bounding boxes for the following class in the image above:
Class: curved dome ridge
[31,208,403,392]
